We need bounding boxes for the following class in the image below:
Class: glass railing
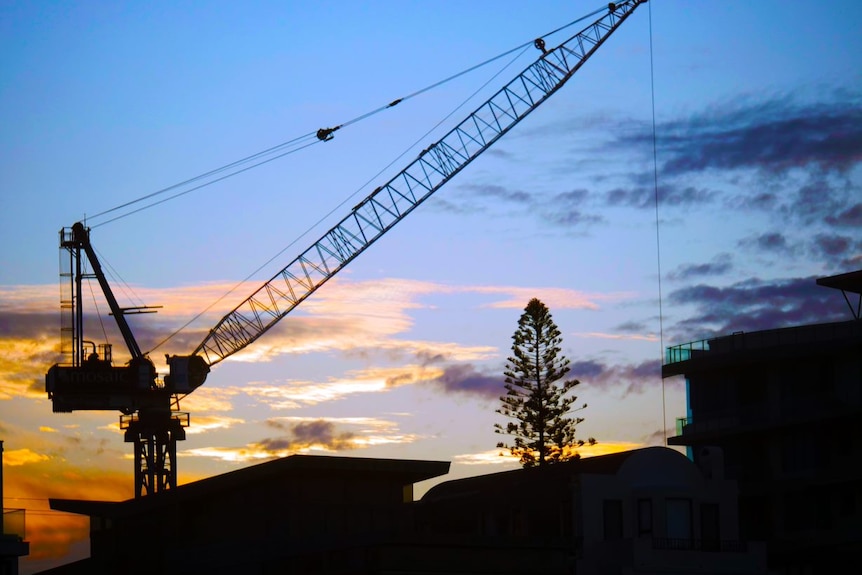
[665,339,710,364]
[2,508,26,539]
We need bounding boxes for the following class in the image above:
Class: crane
[45,0,648,498]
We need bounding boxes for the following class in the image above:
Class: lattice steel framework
[195,1,647,366]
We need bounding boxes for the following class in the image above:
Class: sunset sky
[2,1,861,572]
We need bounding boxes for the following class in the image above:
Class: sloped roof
[51,454,449,518]
[421,447,666,503]
[817,269,862,295]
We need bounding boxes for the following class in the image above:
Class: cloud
[573,331,659,343]
[179,386,241,413]
[184,414,244,434]
[471,285,632,311]
[242,363,444,408]
[605,184,717,209]
[1,279,629,383]
[605,94,862,231]
[425,364,503,399]
[184,416,419,462]
[257,419,356,452]
[810,233,855,258]
[666,274,851,340]
[4,459,132,565]
[825,202,862,227]
[452,450,519,466]
[648,96,862,176]
[461,183,533,204]
[3,447,50,466]
[566,357,676,398]
[667,254,733,282]
[737,232,800,256]
[456,440,643,466]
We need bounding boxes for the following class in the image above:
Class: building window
[666,498,692,541]
[701,503,720,550]
[637,498,652,536]
[603,499,623,540]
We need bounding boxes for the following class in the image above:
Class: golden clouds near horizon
[3,447,49,466]
[3,458,133,562]
[455,441,645,466]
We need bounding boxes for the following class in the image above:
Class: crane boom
[194,0,646,366]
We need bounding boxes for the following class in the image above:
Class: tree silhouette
[495,298,595,467]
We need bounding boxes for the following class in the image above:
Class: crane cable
[317,4,609,138]
[88,134,320,228]
[146,36,537,356]
[647,1,667,443]
[86,5,609,229]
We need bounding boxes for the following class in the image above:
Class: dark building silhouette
[418,446,765,574]
[39,447,766,574]
[1,441,30,575]
[662,270,862,573]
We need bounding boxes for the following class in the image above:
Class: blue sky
[1,1,861,570]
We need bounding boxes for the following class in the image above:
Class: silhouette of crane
[45,1,649,498]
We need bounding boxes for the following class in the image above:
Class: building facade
[41,448,767,575]
[1,441,29,575]
[419,446,766,574]
[662,272,862,573]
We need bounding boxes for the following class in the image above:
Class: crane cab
[164,354,210,394]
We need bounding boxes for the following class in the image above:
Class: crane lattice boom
[194,0,646,367]
[46,0,646,498]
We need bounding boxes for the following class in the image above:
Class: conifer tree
[495,298,595,467]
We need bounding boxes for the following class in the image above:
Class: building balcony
[579,537,766,574]
[1,508,29,559]
[1,509,25,540]
[670,393,862,446]
[636,537,767,573]
[663,320,862,377]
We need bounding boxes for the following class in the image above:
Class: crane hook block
[317,127,337,141]
[534,38,547,54]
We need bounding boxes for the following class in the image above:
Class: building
[42,447,765,575]
[662,271,862,573]
[418,446,766,574]
[1,441,30,575]
[45,455,449,574]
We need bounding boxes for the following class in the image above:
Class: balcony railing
[665,339,710,365]
[652,537,748,552]
[2,508,26,539]
[665,320,862,366]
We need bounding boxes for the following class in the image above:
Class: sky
[1,0,861,572]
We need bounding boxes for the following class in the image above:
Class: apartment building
[662,271,862,573]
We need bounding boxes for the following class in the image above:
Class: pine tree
[494,298,595,467]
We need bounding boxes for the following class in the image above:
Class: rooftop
[51,454,450,518]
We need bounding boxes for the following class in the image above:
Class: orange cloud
[178,386,241,413]
[455,441,643,466]
[183,416,420,463]
[242,364,446,408]
[4,458,132,566]
[0,336,57,400]
[3,448,49,466]
[184,414,244,434]
[469,285,634,311]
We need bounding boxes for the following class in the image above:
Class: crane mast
[45,0,647,498]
